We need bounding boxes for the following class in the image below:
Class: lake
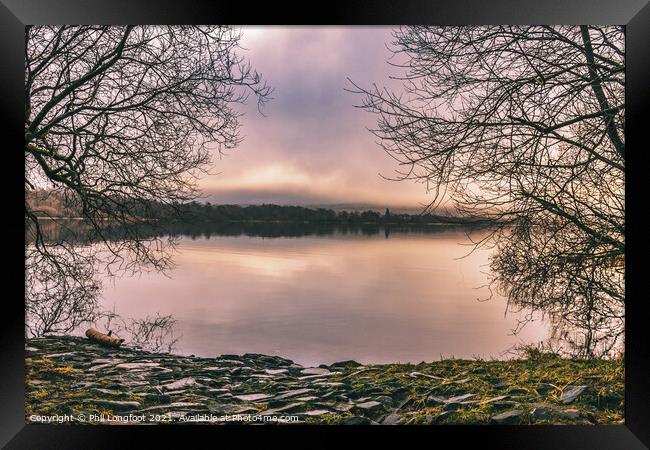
[94,225,549,366]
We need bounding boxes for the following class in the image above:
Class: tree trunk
[85,328,125,348]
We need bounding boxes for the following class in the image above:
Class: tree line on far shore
[27,190,484,226]
[165,202,484,225]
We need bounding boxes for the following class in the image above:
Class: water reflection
[29,219,482,242]
[93,227,548,366]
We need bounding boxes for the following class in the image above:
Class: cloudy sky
[199,26,432,211]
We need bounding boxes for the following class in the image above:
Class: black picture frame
[2,0,648,448]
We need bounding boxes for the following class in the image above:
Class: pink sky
[198,26,434,210]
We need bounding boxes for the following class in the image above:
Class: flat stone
[409,371,445,380]
[163,411,189,420]
[140,402,206,412]
[376,395,394,406]
[332,403,354,412]
[437,410,455,420]
[164,389,189,396]
[343,368,370,379]
[166,401,205,408]
[558,408,581,419]
[301,409,330,416]
[243,354,293,367]
[447,393,475,403]
[46,352,75,359]
[342,416,373,425]
[88,363,116,371]
[162,377,196,390]
[141,393,172,404]
[115,362,160,370]
[218,359,244,366]
[208,404,238,414]
[443,402,464,411]
[298,373,339,380]
[234,393,272,402]
[274,388,313,400]
[301,367,332,376]
[381,413,402,425]
[262,402,304,414]
[264,368,288,375]
[201,366,228,372]
[530,407,552,420]
[428,393,475,406]
[481,395,509,404]
[230,367,254,375]
[123,380,149,388]
[87,399,141,411]
[89,388,129,398]
[427,395,446,405]
[206,388,229,394]
[329,360,362,369]
[560,386,587,404]
[354,400,383,410]
[491,409,523,424]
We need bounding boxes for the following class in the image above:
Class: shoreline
[26,336,624,425]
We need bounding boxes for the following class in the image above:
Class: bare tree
[25,26,271,336]
[351,26,624,357]
[93,310,180,353]
[25,245,100,337]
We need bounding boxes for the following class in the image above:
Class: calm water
[95,227,548,366]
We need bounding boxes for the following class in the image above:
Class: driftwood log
[85,328,125,348]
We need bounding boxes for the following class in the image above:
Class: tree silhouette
[351,26,624,356]
[25,26,271,335]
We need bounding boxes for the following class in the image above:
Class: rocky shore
[25,336,624,425]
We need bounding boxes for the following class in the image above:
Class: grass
[313,352,624,424]
[25,357,131,421]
